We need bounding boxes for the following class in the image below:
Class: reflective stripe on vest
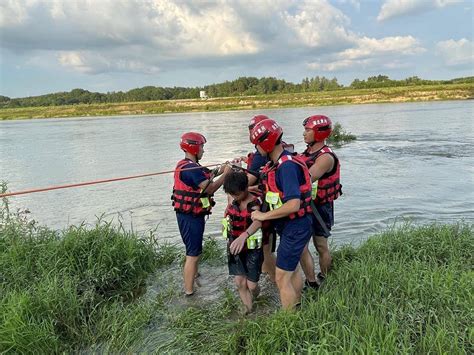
[300,146,342,204]
[171,159,215,216]
[261,154,312,220]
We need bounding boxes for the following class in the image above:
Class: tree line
[1,75,472,108]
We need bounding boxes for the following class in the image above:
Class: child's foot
[251,285,261,299]
[184,289,195,297]
[239,303,253,316]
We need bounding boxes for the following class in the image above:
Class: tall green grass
[0,183,226,352]
[1,182,472,353]
[160,223,473,354]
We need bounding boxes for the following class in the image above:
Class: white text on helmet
[312,118,328,126]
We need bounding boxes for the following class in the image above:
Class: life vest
[171,159,215,216]
[224,192,261,239]
[300,145,342,204]
[260,153,312,219]
[222,192,263,249]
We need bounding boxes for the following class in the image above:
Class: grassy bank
[1,83,473,120]
[159,223,473,354]
[1,196,472,352]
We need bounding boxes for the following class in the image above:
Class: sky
[0,0,473,98]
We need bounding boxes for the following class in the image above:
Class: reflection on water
[1,100,473,247]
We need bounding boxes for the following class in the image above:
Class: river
[1,100,473,246]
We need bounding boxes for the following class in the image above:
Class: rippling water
[1,100,473,246]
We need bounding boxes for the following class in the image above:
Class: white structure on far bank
[200,90,208,99]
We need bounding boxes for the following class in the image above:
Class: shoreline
[1,216,472,353]
[1,83,473,120]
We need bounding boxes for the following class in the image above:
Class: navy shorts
[275,216,312,271]
[227,243,264,282]
[176,212,206,256]
[310,202,334,238]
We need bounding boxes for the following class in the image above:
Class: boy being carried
[223,170,264,314]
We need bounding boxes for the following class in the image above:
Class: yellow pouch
[265,191,283,210]
[200,196,210,208]
[221,218,229,239]
[246,230,263,249]
[246,235,257,249]
[311,181,318,200]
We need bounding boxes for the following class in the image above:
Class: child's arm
[229,220,262,255]
[229,205,263,255]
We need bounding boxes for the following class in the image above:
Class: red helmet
[250,119,283,153]
[248,114,269,131]
[303,115,333,142]
[180,132,206,155]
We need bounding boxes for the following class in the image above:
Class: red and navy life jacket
[171,159,214,216]
[300,145,342,204]
[260,154,313,219]
[224,192,262,239]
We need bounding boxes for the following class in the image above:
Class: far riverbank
[1,83,472,120]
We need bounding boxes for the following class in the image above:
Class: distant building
[200,90,208,99]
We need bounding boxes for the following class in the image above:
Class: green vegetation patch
[327,122,357,147]
[1,182,472,353]
[159,223,473,354]
[1,83,473,120]
[0,183,167,353]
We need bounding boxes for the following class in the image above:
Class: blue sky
[1,0,472,98]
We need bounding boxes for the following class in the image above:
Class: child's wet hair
[223,169,248,195]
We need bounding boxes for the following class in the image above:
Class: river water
[1,100,473,246]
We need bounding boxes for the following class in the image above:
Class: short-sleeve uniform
[273,151,312,271]
[175,162,208,256]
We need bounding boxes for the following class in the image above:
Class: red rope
[0,163,221,198]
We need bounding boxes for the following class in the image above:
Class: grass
[1,183,472,353]
[1,83,473,120]
[157,223,473,354]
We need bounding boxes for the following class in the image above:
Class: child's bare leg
[235,276,252,312]
[247,279,260,299]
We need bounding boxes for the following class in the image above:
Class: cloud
[436,38,474,68]
[307,36,425,71]
[1,0,362,75]
[283,0,354,50]
[377,0,460,21]
[0,0,437,81]
[334,0,361,11]
[57,51,161,74]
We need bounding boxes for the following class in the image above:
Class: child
[222,170,264,314]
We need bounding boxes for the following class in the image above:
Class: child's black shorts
[227,243,264,282]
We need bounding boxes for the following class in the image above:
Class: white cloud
[0,0,38,27]
[58,51,161,74]
[0,0,458,82]
[308,36,425,71]
[1,0,360,75]
[377,0,460,21]
[334,0,361,11]
[284,0,354,50]
[436,38,474,68]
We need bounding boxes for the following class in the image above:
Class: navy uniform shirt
[273,150,310,232]
[180,161,207,190]
[249,150,268,174]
